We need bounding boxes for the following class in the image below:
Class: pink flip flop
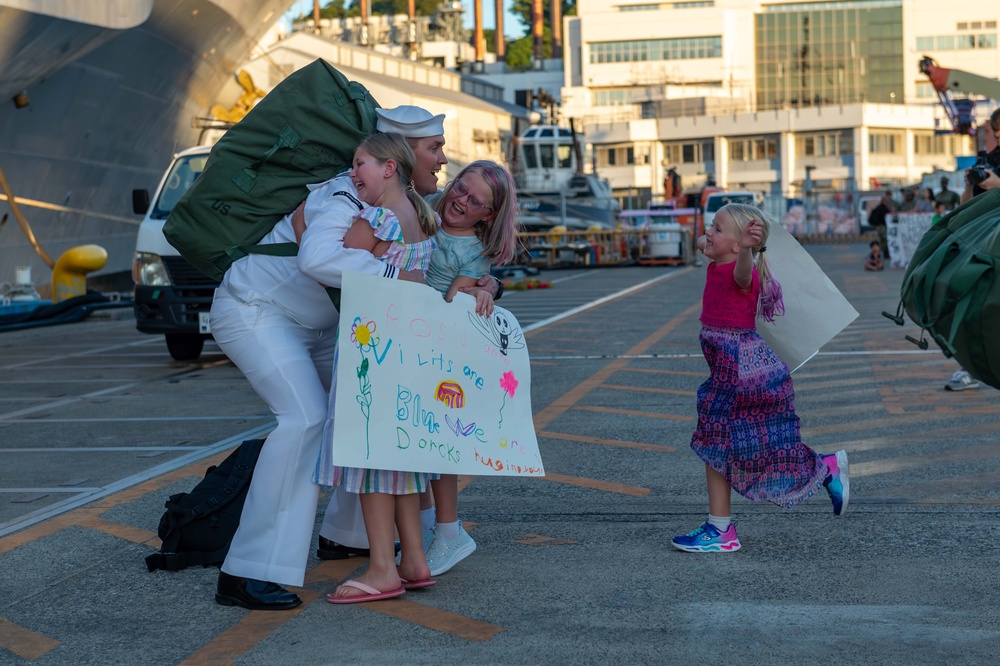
[326,580,406,604]
[400,578,436,590]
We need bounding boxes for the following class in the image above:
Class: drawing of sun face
[469,306,524,356]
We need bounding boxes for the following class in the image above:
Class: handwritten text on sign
[332,272,544,477]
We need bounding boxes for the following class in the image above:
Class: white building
[561,0,1000,202]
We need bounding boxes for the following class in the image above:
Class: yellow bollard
[52,245,108,303]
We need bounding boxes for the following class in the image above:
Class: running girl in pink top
[672,203,850,553]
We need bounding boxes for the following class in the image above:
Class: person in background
[916,187,935,213]
[960,108,1000,204]
[939,107,1000,393]
[898,187,917,212]
[864,240,884,271]
[935,177,961,211]
[868,191,893,260]
[931,200,947,224]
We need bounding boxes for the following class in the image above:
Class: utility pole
[804,165,816,235]
[495,0,505,59]
[551,0,562,55]
[532,0,543,69]
[407,0,417,60]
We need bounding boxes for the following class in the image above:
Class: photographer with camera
[961,108,1000,204]
[936,108,1000,392]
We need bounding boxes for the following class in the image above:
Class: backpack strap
[145,548,229,572]
[239,189,363,312]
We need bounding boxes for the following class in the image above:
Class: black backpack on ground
[145,438,265,572]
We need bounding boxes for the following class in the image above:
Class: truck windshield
[151,154,208,220]
[706,194,756,213]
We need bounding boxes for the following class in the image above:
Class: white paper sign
[756,223,860,372]
[332,271,544,477]
[886,212,934,269]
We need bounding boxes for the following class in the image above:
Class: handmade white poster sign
[332,271,544,477]
[756,222,860,372]
[886,212,934,269]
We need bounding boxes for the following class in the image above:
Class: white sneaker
[394,526,434,566]
[945,371,980,391]
[425,522,477,576]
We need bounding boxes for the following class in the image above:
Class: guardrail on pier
[515,228,878,269]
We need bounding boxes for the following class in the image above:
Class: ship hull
[0,0,283,287]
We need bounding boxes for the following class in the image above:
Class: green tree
[504,26,553,71]
[318,0,353,19]
[509,0,575,36]
[317,0,440,18]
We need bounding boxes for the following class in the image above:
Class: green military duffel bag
[163,58,380,281]
[888,188,1000,388]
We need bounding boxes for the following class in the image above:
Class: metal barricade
[516,228,692,268]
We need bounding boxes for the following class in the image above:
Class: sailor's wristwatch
[492,275,504,300]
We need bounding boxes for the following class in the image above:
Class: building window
[915,82,935,98]
[596,144,650,168]
[797,132,846,157]
[913,132,973,156]
[618,1,713,9]
[729,137,778,161]
[918,33,997,50]
[869,132,902,154]
[590,36,722,64]
[664,141,712,164]
[593,89,634,106]
[756,4,904,109]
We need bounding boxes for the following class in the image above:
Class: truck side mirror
[132,189,150,215]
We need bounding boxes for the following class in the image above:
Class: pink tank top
[700,261,760,329]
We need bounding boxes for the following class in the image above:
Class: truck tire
[165,333,204,361]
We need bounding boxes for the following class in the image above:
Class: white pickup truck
[131,146,217,360]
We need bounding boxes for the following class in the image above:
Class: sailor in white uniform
[212,106,457,610]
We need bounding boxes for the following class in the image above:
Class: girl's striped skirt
[314,340,430,495]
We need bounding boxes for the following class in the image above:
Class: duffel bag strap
[232,125,301,194]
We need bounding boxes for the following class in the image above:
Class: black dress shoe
[316,536,370,560]
[216,572,302,611]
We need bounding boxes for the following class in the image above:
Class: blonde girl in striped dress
[314,132,440,603]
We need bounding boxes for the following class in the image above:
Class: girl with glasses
[420,160,521,577]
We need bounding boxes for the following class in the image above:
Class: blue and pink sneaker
[823,450,850,516]
[671,521,741,553]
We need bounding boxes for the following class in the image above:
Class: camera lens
[968,167,988,186]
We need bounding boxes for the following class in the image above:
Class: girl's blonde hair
[719,203,785,322]
[435,160,520,265]
[358,132,438,236]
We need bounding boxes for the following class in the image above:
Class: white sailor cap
[376,106,446,138]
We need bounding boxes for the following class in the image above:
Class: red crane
[919,56,1000,137]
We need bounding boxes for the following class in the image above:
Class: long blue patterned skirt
[691,325,828,508]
